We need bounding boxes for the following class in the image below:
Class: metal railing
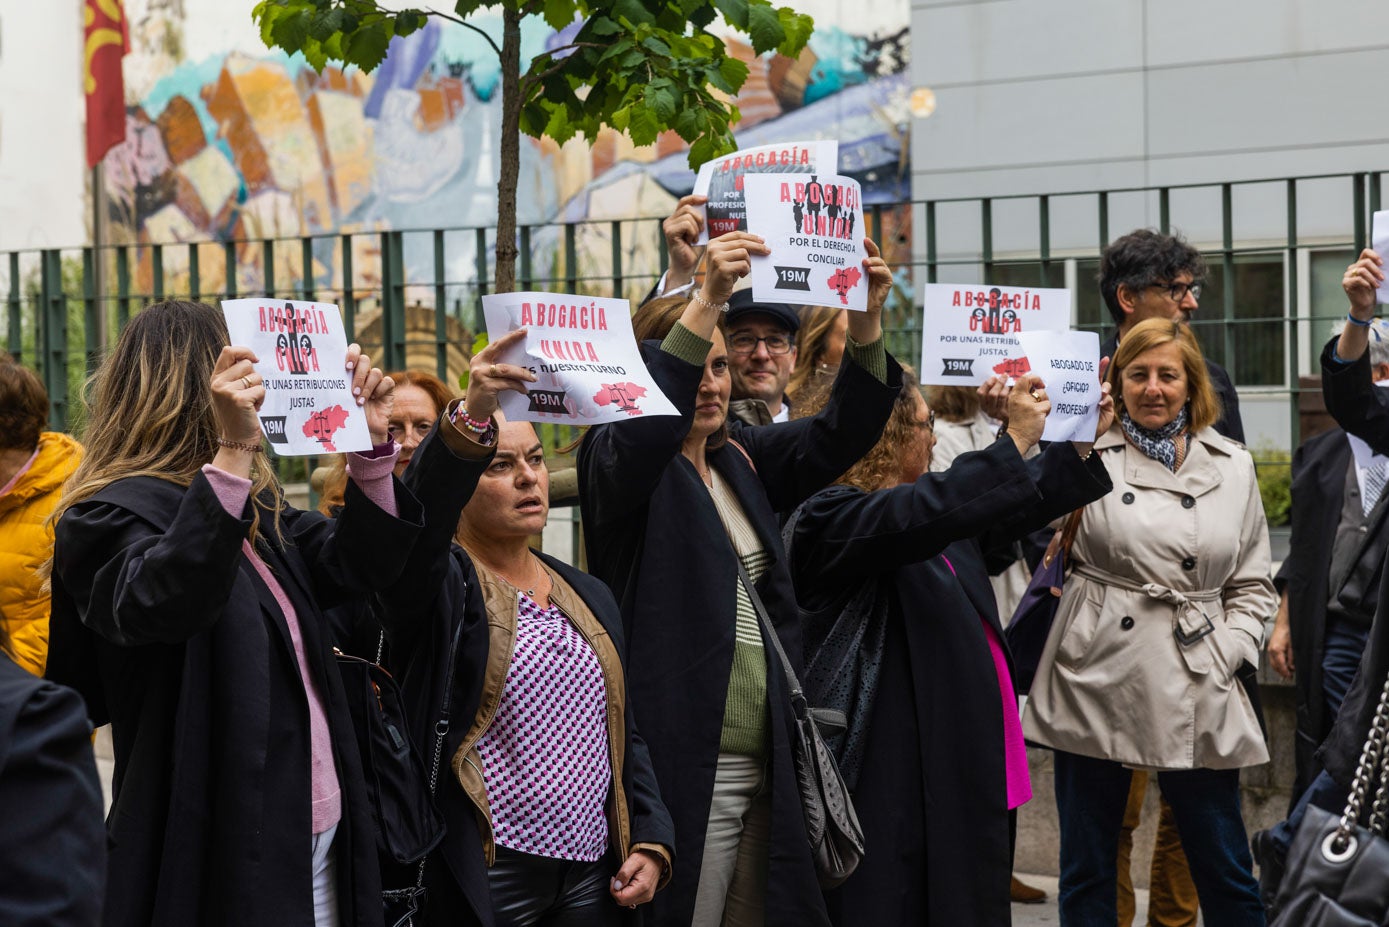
[6,170,1386,469]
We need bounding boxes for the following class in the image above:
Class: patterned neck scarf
[1120,406,1190,472]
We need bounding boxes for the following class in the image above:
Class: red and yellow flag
[84,0,129,168]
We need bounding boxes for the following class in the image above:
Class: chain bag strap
[383,593,469,927]
[1328,670,1389,859]
[735,560,864,887]
[1268,668,1389,925]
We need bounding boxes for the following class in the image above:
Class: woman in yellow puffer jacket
[0,353,81,676]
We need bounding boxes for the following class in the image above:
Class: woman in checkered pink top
[376,341,674,927]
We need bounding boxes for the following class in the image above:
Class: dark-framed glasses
[728,332,794,355]
[1152,281,1202,302]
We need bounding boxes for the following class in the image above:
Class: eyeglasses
[915,410,935,432]
[1151,281,1202,302]
[728,332,794,356]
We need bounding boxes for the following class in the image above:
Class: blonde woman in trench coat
[1023,319,1275,927]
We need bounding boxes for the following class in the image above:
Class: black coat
[1317,339,1389,784]
[0,653,105,927]
[787,438,1112,926]
[578,338,902,926]
[46,473,424,927]
[1275,425,1389,800]
[372,425,674,927]
[1103,333,1245,443]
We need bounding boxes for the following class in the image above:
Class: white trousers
[691,754,771,927]
[311,822,340,927]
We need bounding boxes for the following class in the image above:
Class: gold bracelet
[692,292,729,314]
[217,437,262,454]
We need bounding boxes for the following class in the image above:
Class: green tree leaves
[253,0,408,72]
[252,0,814,170]
[250,0,815,292]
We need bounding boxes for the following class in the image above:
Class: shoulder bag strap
[1059,507,1084,558]
[400,579,469,903]
[734,560,805,707]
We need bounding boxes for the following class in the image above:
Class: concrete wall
[908,1,1389,257]
[0,0,86,251]
[910,0,1389,202]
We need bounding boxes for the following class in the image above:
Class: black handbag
[1006,508,1082,694]
[736,561,866,889]
[374,610,468,927]
[781,499,888,792]
[336,632,444,866]
[1269,669,1389,925]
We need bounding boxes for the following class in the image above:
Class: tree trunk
[494,4,522,294]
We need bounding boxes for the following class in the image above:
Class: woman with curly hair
[783,370,1114,926]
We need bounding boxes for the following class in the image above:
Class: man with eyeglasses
[1095,228,1248,927]
[723,290,800,426]
[1100,228,1245,444]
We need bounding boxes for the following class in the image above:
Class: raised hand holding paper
[692,140,838,245]
[481,292,679,425]
[221,298,371,454]
[1373,210,1389,305]
[1016,329,1101,443]
[743,173,868,311]
[918,283,1072,385]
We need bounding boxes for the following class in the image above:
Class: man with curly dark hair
[1100,229,1244,444]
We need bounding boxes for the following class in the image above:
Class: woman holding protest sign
[577,231,903,926]
[368,333,676,926]
[783,362,1113,927]
[44,299,426,927]
[1023,318,1274,926]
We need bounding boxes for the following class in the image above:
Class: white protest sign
[1016,330,1101,443]
[1372,210,1389,305]
[918,283,1072,386]
[221,298,371,455]
[481,292,679,425]
[693,140,838,244]
[743,173,868,311]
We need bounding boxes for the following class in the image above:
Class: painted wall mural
[103,3,911,315]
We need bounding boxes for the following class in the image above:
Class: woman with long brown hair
[46,299,427,927]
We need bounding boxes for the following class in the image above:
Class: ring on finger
[240,375,252,390]
[1030,388,1044,402]
[490,364,500,378]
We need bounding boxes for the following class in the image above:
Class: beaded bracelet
[448,402,491,435]
[217,437,262,454]
[1347,312,1374,327]
[692,292,730,314]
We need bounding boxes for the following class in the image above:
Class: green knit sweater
[657,320,890,758]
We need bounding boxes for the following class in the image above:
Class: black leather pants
[487,846,620,927]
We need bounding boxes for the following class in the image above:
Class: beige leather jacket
[449,559,673,882]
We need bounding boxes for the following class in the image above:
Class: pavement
[96,727,1204,926]
[1011,874,1206,926]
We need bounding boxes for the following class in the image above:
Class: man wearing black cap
[724,289,799,426]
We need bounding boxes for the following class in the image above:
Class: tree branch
[425,7,502,57]
[518,46,594,97]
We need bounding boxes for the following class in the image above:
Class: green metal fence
[6,169,1387,478]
